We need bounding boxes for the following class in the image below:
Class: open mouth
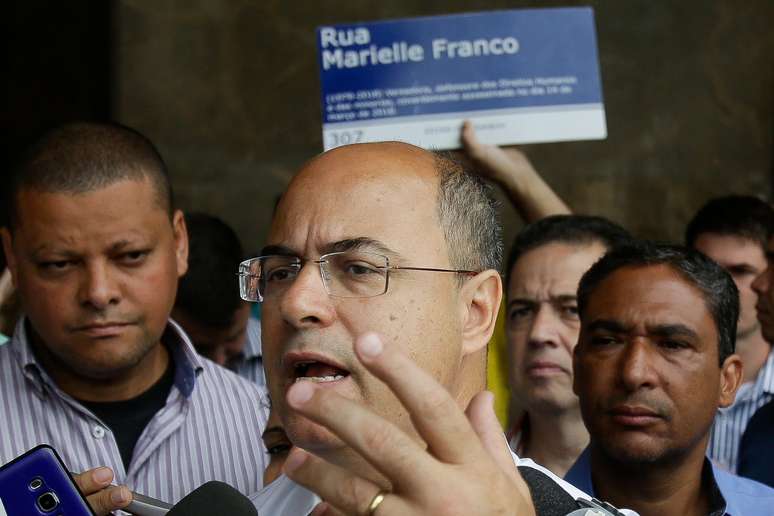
[291,358,350,384]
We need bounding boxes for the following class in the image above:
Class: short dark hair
[505,215,633,291]
[434,152,503,273]
[175,213,245,329]
[577,242,739,365]
[6,122,173,228]
[685,195,774,249]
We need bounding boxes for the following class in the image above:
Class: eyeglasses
[237,251,477,302]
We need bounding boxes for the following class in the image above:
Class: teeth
[295,375,344,383]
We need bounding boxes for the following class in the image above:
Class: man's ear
[1,227,18,287]
[172,210,189,278]
[459,269,502,356]
[718,353,744,409]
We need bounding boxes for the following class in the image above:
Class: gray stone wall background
[114,0,774,254]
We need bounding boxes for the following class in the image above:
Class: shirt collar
[755,348,774,396]
[11,316,204,399]
[703,460,728,516]
[564,446,594,496]
[565,448,728,515]
[165,319,205,397]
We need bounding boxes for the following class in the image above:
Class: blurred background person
[686,195,774,472]
[0,267,20,343]
[504,215,631,476]
[261,405,291,486]
[172,212,265,386]
[737,232,774,487]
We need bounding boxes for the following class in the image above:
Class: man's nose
[618,339,658,391]
[527,305,561,348]
[79,262,121,310]
[278,262,336,329]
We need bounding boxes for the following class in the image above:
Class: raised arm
[461,121,571,222]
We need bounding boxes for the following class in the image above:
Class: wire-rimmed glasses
[237,251,477,302]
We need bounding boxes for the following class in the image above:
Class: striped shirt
[708,349,774,472]
[229,317,266,387]
[0,318,269,504]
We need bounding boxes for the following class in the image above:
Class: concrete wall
[114,0,774,253]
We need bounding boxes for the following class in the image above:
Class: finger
[353,332,484,464]
[285,448,410,516]
[461,121,481,152]
[465,391,518,482]
[309,501,342,516]
[86,485,132,516]
[73,468,132,516]
[286,381,432,488]
[72,467,113,496]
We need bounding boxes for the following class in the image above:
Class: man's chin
[598,435,672,466]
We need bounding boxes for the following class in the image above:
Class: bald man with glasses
[243,142,634,516]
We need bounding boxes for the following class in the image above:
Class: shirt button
[92,425,106,439]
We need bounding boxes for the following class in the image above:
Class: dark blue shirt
[738,399,774,488]
[565,447,774,515]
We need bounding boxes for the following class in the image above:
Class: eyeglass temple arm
[388,266,478,275]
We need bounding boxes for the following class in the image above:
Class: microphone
[516,466,625,516]
[126,481,257,516]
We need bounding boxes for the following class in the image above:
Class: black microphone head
[167,481,257,516]
[517,466,580,516]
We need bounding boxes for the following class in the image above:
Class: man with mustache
[0,122,268,513]
[566,242,774,515]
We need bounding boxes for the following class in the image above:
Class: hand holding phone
[0,445,95,516]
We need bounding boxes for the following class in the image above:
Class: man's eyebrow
[32,238,143,257]
[585,319,631,333]
[507,294,576,307]
[646,324,699,340]
[31,244,77,258]
[508,298,537,309]
[725,263,757,274]
[322,238,402,258]
[260,238,404,259]
[109,239,144,252]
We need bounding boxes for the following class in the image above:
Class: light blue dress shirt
[565,447,774,515]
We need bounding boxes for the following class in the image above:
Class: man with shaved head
[246,142,632,515]
[0,122,268,513]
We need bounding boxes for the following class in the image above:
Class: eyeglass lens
[239,251,389,301]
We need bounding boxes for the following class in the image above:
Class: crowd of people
[0,119,773,516]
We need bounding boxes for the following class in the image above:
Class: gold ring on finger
[367,490,388,515]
